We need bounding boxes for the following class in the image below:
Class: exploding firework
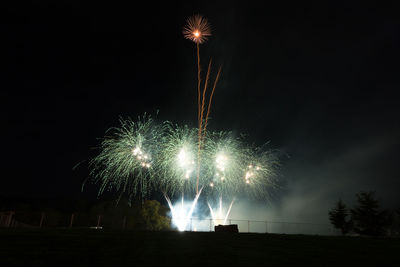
[240,144,280,200]
[183,14,211,44]
[87,116,279,229]
[88,117,279,199]
[201,131,247,197]
[87,115,163,202]
[157,122,198,196]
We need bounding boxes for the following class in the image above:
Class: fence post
[39,212,45,228]
[97,215,101,228]
[69,213,74,228]
[6,211,14,227]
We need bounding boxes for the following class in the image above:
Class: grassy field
[1,229,399,266]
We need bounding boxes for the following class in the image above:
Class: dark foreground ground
[1,229,399,266]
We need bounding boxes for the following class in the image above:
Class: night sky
[3,2,399,221]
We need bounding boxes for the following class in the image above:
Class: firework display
[86,15,279,231]
[89,118,278,199]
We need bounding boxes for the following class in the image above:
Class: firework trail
[197,44,201,126]
[207,197,235,225]
[203,66,222,135]
[183,15,224,194]
[182,14,211,134]
[198,59,212,146]
[164,187,203,231]
[184,15,211,195]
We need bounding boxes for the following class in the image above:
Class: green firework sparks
[88,116,279,201]
[88,115,163,200]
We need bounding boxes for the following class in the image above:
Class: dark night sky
[2,1,399,220]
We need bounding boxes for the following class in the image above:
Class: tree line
[329,191,400,236]
[0,197,171,231]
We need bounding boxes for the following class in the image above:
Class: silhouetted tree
[329,199,351,235]
[140,200,171,231]
[350,191,389,236]
[380,208,400,237]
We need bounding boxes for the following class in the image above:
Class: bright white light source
[216,153,228,172]
[178,148,193,168]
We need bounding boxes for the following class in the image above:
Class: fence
[177,218,336,235]
[0,210,337,235]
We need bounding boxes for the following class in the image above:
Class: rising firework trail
[203,65,222,135]
[183,14,211,130]
[183,15,222,194]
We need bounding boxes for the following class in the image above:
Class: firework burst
[87,115,280,230]
[88,117,279,200]
[87,115,163,202]
[201,131,247,197]
[157,122,198,195]
[240,144,280,200]
[183,14,211,44]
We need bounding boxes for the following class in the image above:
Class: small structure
[214,224,239,233]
